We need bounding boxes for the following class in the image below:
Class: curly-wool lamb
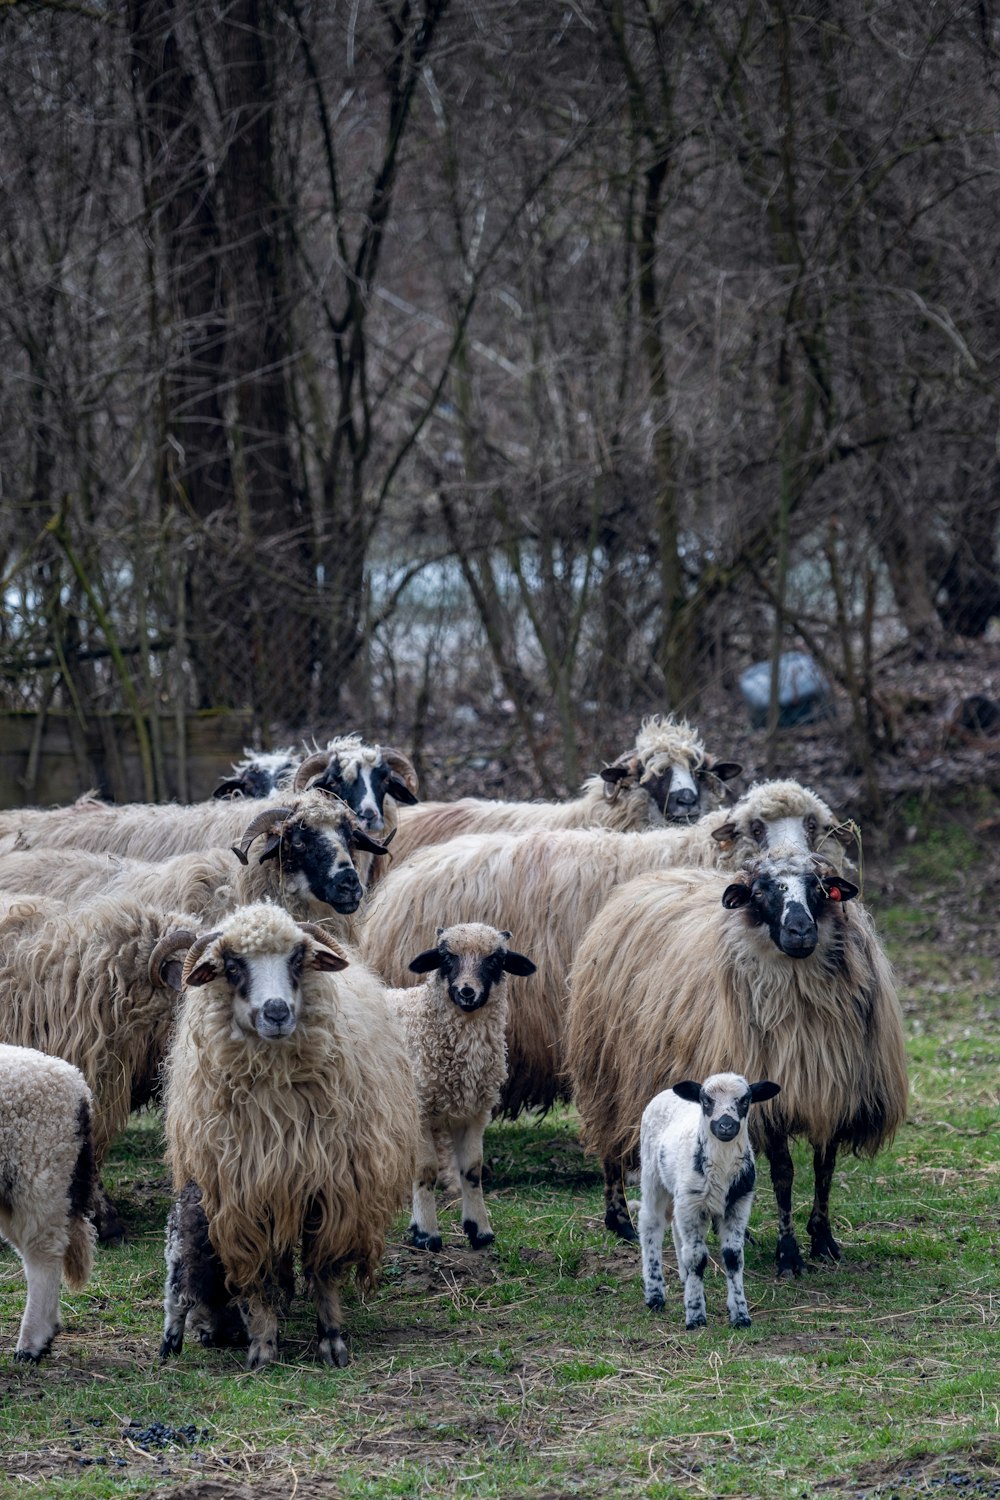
[162,902,418,1370]
[0,1043,96,1361]
[359,779,848,1118]
[565,852,908,1269]
[0,893,196,1243]
[386,923,535,1253]
[372,716,741,881]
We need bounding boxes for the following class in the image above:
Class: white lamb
[639,1072,780,1330]
[0,1044,97,1360]
[386,924,536,1253]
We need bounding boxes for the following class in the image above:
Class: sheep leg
[672,1208,709,1330]
[762,1129,804,1277]
[720,1206,754,1328]
[452,1114,493,1250]
[602,1155,638,1242]
[637,1173,670,1312]
[239,1292,280,1371]
[14,1250,63,1362]
[806,1141,842,1262]
[307,1270,349,1368]
[407,1121,443,1252]
[93,1180,126,1246]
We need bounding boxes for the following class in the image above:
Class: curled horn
[381,746,419,798]
[148,927,200,987]
[232,806,293,864]
[292,751,332,792]
[296,922,350,971]
[180,929,224,986]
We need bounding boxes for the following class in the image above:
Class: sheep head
[721,854,859,959]
[181,905,349,1042]
[710,780,852,866]
[292,736,419,831]
[231,790,390,913]
[408,922,536,1013]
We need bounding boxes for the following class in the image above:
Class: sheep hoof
[775,1234,805,1278]
[407,1225,443,1253]
[730,1314,752,1329]
[604,1209,638,1243]
[684,1315,707,1331]
[319,1335,350,1368]
[463,1221,494,1251]
[13,1347,43,1364]
[809,1228,842,1262]
[246,1340,277,1371]
[645,1292,665,1312]
[160,1331,184,1359]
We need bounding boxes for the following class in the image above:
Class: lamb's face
[672,1073,781,1137]
[408,924,537,1013]
[184,916,349,1040]
[722,863,859,959]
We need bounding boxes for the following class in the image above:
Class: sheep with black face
[566,851,907,1271]
[385,924,535,1253]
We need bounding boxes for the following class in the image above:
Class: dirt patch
[818,1443,1000,1498]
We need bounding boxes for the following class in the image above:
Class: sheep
[0,1044,97,1360]
[638,1073,780,1329]
[291,735,420,887]
[564,851,908,1270]
[212,747,299,800]
[0,790,390,941]
[374,715,742,878]
[0,893,198,1243]
[359,779,850,1118]
[385,924,536,1253]
[161,903,418,1371]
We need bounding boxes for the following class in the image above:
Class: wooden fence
[0,711,258,808]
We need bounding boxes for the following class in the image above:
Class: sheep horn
[232,806,293,864]
[381,746,419,797]
[148,927,200,988]
[292,751,331,791]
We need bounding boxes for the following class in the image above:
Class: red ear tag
[828,887,842,901]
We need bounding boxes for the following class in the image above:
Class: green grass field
[0,809,996,1500]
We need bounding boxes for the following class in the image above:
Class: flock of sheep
[0,718,908,1362]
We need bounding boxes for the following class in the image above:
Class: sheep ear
[213,777,246,799]
[409,949,444,974]
[600,764,631,786]
[722,882,752,909]
[258,834,282,863]
[705,760,743,783]
[159,959,186,992]
[672,1080,703,1105]
[309,943,349,973]
[386,775,419,806]
[824,877,859,904]
[711,821,739,844]
[350,827,391,857]
[749,1080,781,1104]
[185,961,219,987]
[502,951,536,977]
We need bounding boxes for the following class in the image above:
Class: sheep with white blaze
[0,790,390,938]
[638,1073,780,1329]
[292,735,419,884]
[212,747,299,800]
[565,852,908,1268]
[0,893,197,1243]
[0,1044,97,1360]
[386,924,536,1253]
[375,716,742,879]
[360,779,848,1118]
[161,903,418,1370]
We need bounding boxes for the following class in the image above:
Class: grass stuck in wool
[0,831,996,1499]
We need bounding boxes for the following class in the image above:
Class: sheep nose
[780,906,818,957]
[262,999,291,1026]
[457,985,478,1003]
[667,788,698,817]
[711,1116,740,1141]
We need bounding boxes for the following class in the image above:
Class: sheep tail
[63,1098,97,1290]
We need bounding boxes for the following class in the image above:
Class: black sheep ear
[600,764,631,786]
[258,835,282,863]
[350,827,391,857]
[213,778,245,799]
[409,949,444,974]
[824,877,859,904]
[705,761,743,782]
[749,1080,781,1104]
[386,776,419,806]
[672,1080,703,1105]
[722,882,752,909]
[502,951,536,977]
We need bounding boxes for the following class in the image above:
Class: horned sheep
[161,903,418,1371]
[360,779,849,1117]
[638,1073,780,1329]
[0,1044,97,1361]
[0,790,390,941]
[374,716,741,879]
[0,893,196,1244]
[386,924,536,1254]
[565,852,908,1269]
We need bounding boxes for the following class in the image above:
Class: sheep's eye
[750,819,766,842]
[805,815,817,839]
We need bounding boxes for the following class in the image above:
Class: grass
[0,808,997,1499]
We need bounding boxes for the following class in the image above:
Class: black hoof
[13,1348,43,1364]
[775,1233,805,1278]
[463,1220,495,1251]
[407,1224,443,1252]
[685,1315,707,1330]
[645,1292,665,1312]
[604,1209,638,1243]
